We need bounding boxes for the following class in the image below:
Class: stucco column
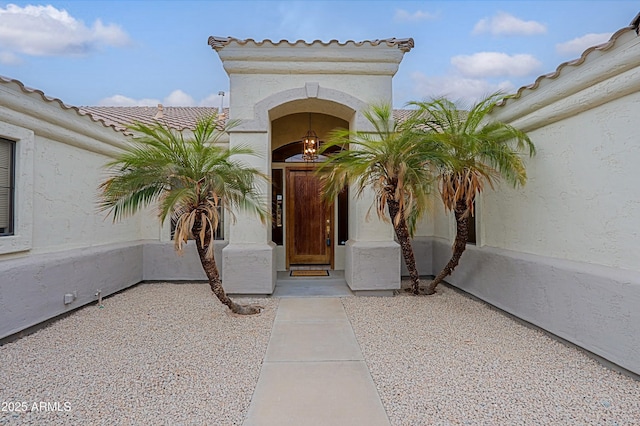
[341,114,401,294]
[221,129,276,294]
[344,185,401,294]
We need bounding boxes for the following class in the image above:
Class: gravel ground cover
[3,281,639,426]
[0,283,278,426]
[342,284,640,426]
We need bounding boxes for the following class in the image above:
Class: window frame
[0,122,34,255]
[0,138,15,236]
[448,193,483,248]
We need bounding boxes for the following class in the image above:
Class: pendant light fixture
[302,113,319,162]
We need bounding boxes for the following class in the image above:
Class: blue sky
[0,1,637,108]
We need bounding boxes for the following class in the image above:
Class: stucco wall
[30,136,150,253]
[0,79,153,259]
[431,238,640,375]
[0,79,160,340]
[483,91,640,272]
[427,27,640,375]
[429,29,640,274]
[230,74,394,121]
[473,28,640,273]
[0,242,143,339]
[143,241,227,281]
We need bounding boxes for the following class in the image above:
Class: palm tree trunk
[193,216,261,315]
[387,198,421,294]
[426,199,470,295]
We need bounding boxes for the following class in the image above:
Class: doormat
[290,270,330,277]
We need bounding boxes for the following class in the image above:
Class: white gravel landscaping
[342,284,640,426]
[2,281,639,425]
[0,283,278,426]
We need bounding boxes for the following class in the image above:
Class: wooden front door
[286,168,333,267]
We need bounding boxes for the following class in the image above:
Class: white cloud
[0,51,22,65]
[199,92,227,108]
[0,4,131,57]
[410,71,514,105]
[452,52,542,78]
[98,95,160,107]
[164,90,195,107]
[556,32,613,56]
[92,19,130,46]
[97,90,226,107]
[394,9,437,22]
[473,11,546,36]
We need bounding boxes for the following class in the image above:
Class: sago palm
[408,93,535,294]
[318,104,444,294]
[99,115,268,315]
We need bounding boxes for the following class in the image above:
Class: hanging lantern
[302,113,319,161]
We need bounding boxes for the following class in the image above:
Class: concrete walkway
[272,271,354,298]
[243,298,390,425]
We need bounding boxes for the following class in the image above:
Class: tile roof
[78,105,225,132]
[0,75,128,135]
[208,36,414,52]
[1,75,226,134]
[1,75,417,138]
[78,106,417,130]
[498,24,637,108]
[392,109,416,123]
[9,21,635,134]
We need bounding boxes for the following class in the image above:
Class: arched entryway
[221,82,401,295]
[270,112,348,271]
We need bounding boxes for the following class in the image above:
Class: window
[0,123,33,255]
[271,168,283,245]
[467,211,476,245]
[0,138,14,236]
[337,185,348,245]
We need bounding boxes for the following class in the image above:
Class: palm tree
[318,104,444,294]
[99,115,268,315]
[408,93,535,295]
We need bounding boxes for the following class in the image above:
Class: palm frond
[409,92,536,215]
[318,103,442,236]
[99,114,268,258]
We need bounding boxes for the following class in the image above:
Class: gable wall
[230,74,393,121]
[0,81,162,340]
[484,91,639,272]
[425,27,640,375]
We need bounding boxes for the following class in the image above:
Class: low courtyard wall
[0,242,143,339]
[429,237,640,376]
[0,241,229,340]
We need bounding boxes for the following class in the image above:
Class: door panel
[286,169,333,266]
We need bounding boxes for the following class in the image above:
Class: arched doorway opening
[270,112,349,270]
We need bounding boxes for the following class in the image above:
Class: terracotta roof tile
[498,25,637,108]
[0,75,129,135]
[79,106,417,131]
[78,106,225,131]
[208,36,414,52]
[393,109,416,123]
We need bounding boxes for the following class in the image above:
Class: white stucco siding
[30,136,145,253]
[416,201,441,239]
[425,28,640,273]
[226,131,271,244]
[229,74,393,121]
[0,81,155,259]
[220,42,404,248]
[483,91,640,272]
